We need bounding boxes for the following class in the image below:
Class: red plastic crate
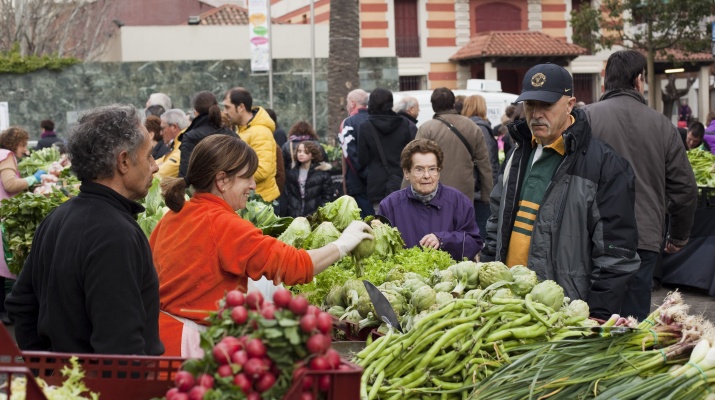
[283,360,362,400]
[0,366,47,400]
[0,324,185,400]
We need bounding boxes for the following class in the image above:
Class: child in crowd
[285,141,332,217]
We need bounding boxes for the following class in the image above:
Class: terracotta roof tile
[650,48,713,63]
[450,31,587,61]
[199,4,281,25]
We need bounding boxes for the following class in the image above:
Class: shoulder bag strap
[289,141,296,168]
[435,116,475,160]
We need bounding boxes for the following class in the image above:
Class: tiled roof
[650,48,713,63]
[199,4,282,25]
[450,31,587,61]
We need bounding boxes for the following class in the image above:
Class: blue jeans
[621,250,658,321]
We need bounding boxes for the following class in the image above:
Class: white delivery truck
[393,79,519,128]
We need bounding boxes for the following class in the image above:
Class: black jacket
[285,163,333,217]
[5,181,164,355]
[35,133,62,150]
[178,114,237,177]
[357,113,412,203]
[151,141,170,160]
[397,111,418,138]
[483,108,640,319]
[470,116,499,192]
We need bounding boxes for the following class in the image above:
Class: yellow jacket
[155,130,184,180]
[238,107,279,202]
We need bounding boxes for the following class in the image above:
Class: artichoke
[325,285,345,307]
[434,280,456,293]
[530,280,565,311]
[385,269,404,282]
[510,265,538,297]
[478,261,513,288]
[402,279,429,298]
[564,299,590,319]
[383,290,407,316]
[403,272,427,283]
[491,288,516,300]
[448,261,480,295]
[410,285,436,313]
[327,306,346,318]
[464,289,483,300]
[435,291,454,307]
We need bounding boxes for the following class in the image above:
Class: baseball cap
[516,63,573,104]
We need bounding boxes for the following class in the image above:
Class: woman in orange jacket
[150,135,371,357]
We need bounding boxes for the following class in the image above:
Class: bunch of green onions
[471,292,712,400]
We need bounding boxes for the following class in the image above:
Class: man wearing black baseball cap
[482,63,641,321]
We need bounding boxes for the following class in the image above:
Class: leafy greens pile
[687,148,715,187]
[136,177,168,238]
[17,147,61,176]
[0,189,69,275]
[238,198,293,237]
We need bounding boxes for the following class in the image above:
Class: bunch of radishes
[165,288,349,400]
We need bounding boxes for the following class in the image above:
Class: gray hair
[161,109,189,130]
[347,89,368,107]
[147,93,172,111]
[393,96,418,113]
[67,104,145,181]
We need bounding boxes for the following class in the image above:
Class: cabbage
[302,221,341,250]
[314,195,361,231]
[478,262,513,288]
[564,299,590,319]
[510,265,538,297]
[447,261,480,295]
[410,285,436,313]
[277,217,312,248]
[530,280,565,311]
[370,220,405,258]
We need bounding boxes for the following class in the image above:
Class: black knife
[363,280,403,333]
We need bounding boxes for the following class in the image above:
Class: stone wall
[0,57,398,141]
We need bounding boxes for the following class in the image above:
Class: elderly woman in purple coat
[378,139,482,261]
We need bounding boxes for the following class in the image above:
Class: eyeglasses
[412,167,441,177]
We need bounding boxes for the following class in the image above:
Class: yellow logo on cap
[531,73,546,88]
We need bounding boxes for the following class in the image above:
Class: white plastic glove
[332,220,374,258]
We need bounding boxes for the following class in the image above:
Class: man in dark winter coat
[339,89,372,217]
[357,88,413,213]
[394,95,419,138]
[6,105,165,355]
[482,63,640,320]
[583,50,697,321]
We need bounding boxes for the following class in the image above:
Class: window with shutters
[395,0,420,57]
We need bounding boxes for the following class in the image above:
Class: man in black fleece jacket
[5,105,165,355]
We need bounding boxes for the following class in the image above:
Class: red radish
[289,296,309,315]
[197,373,214,388]
[245,291,264,310]
[261,303,276,320]
[174,370,195,392]
[166,388,180,400]
[226,290,245,307]
[309,355,330,371]
[306,334,330,354]
[212,343,231,365]
[316,312,332,334]
[221,336,242,354]
[217,364,233,377]
[338,364,352,371]
[302,374,314,390]
[231,349,249,365]
[246,393,261,400]
[243,358,266,379]
[318,374,331,392]
[272,288,293,308]
[231,306,248,324]
[300,392,314,400]
[325,349,341,369]
[246,338,267,358]
[255,372,276,392]
[299,314,317,333]
[188,385,207,400]
[172,393,189,400]
[307,305,321,317]
[233,373,252,393]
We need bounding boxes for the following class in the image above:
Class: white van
[393,79,519,128]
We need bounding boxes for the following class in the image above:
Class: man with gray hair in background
[146,93,172,112]
[5,104,164,355]
[338,88,372,217]
[394,95,419,138]
[156,109,189,179]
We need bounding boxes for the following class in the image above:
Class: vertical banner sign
[712,22,715,56]
[0,102,9,131]
[249,0,270,72]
